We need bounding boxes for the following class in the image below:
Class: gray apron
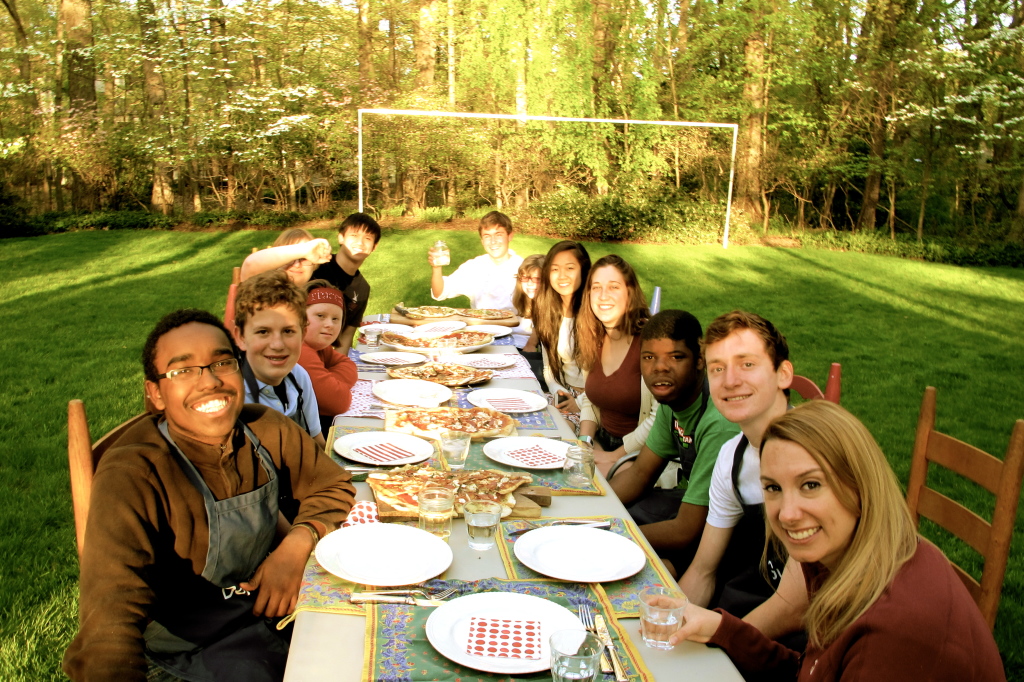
[145,421,290,682]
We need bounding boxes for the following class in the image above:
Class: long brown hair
[534,241,591,386]
[761,402,917,650]
[512,254,544,320]
[576,255,649,372]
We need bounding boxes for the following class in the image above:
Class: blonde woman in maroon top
[576,255,653,475]
[668,401,1005,682]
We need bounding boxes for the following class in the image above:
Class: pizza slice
[460,308,516,320]
[385,407,517,440]
[386,362,487,386]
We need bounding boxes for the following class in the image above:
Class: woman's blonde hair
[512,254,544,320]
[761,401,917,649]
[576,255,649,372]
[272,227,314,247]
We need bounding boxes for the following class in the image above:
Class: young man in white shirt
[233,270,325,447]
[678,310,807,638]
[428,211,524,310]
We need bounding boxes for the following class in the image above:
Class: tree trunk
[1,0,39,109]
[855,92,886,232]
[139,0,174,214]
[357,0,375,81]
[736,24,766,220]
[916,138,932,242]
[61,0,96,110]
[413,0,438,90]
[446,0,455,106]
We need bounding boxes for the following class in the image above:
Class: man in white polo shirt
[678,310,805,633]
[428,211,523,310]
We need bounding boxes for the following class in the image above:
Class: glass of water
[417,485,454,541]
[363,326,382,349]
[464,499,501,551]
[549,630,602,682]
[439,430,471,470]
[638,586,688,650]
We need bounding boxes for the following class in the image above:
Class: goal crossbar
[357,108,739,248]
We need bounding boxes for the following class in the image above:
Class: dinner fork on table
[578,603,613,675]
[360,587,457,601]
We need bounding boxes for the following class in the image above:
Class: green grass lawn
[2,227,1023,679]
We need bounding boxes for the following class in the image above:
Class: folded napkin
[343,500,380,527]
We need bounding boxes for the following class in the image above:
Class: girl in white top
[533,241,592,413]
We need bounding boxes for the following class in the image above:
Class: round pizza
[405,305,459,319]
[385,406,516,440]
[380,331,494,349]
[460,308,516,320]
[387,362,493,386]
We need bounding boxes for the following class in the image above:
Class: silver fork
[578,603,613,675]
[360,587,457,601]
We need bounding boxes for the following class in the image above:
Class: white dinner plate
[359,351,428,366]
[513,526,646,583]
[373,379,453,407]
[416,320,468,334]
[362,323,414,334]
[465,324,512,337]
[451,355,518,370]
[315,524,453,586]
[467,388,547,413]
[333,431,433,466]
[425,592,583,674]
[482,437,569,470]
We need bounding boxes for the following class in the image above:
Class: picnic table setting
[281,308,743,682]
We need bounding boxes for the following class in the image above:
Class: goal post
[357,108,739,249]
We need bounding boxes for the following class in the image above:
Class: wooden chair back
[905,386,1024,630]
[790,362,842,404]
[68,400,149,557]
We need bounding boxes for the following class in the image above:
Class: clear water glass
[549,630,602,682]
[563,444,595,487]
[464,499,501,550]
[429,239,450,266]
[639,586,688,650]
[417,485,454,541]
[363,327,382,349]
[440,430,471,470]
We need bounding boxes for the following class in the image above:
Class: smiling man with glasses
[428,210,524,310]
[63,308,355,682]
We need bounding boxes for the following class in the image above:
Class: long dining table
[283,321,743,681]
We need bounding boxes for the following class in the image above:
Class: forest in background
[0,0,1022,245]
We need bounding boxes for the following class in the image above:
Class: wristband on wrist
[293,522,320,547]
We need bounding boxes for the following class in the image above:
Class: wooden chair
[68,400,149,557]
[223,266,241,332]
[905,386,1024,630]
[790,362,842,404]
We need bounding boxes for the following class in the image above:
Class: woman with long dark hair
[533,241,591,413]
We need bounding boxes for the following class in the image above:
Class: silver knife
[594,614,628,682]
[349,594,445,607]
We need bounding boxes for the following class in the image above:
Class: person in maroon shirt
[575,255,653,475]
[667,401,1005,682]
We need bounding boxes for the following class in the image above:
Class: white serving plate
[425,592,583,674]
[333,431,433,466]
[359,351,428,366]
[467,388,547,413]
[315,524,453,586]
[513,526,646,583]
[482,437,569,470]
[373,378,453,407]
[362,323,414,334]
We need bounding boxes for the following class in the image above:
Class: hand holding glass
[638,586,688,650]
[549,630,602,682]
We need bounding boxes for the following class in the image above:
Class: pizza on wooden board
[385,406,516,440]
[386,362,493,386]
[460,308,516,320]
[403,305,459,319]
[367,465,533,517]
[380,330,494,349]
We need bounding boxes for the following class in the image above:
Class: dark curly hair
[142,309,238,382]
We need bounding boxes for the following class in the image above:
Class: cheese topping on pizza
[381,331,494,349]
[460,308,516,320]
[394,407,510,434]
[367,465,533,517]
[386,362,493,386]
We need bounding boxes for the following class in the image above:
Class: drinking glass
[549,630,602,682]
[638,586,688,650]
[440,430,471,470]
[363,327,382,349]
[464,499,501,550]
[429,240,451,266]
[417,485,454,541]
[563,445,595,487]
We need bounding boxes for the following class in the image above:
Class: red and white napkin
[506,444,563,467]
[465,617,542,660]
[342,500,380,527]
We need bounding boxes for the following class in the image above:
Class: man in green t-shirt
[611,310,739,575]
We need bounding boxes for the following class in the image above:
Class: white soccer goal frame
[357,109,739,249]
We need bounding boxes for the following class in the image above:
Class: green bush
[380,204,406,218]
[798,231,1024,268]
[33,210,175,233]
[414,206,455,223]
[462,206,493,220]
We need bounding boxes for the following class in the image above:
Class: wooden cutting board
[375,490,545,522]
[390,309,520,328]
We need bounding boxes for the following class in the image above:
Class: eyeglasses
[517,276,541,284]
[157,358,240,383]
